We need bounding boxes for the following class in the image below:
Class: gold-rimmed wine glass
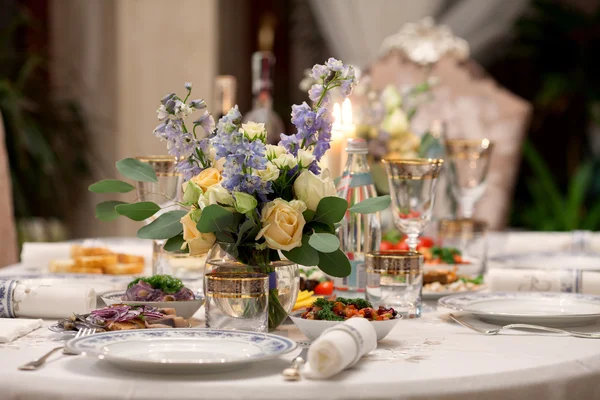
[445,139,493,218]
[134,155,182,275]
[382,158,444,252]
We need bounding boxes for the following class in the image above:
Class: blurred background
[1,0,599,253]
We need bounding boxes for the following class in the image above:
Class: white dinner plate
[66,328,297,373]
[438,292,600,326]
[422,286,484,300]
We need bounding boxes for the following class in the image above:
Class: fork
[282,342,310,381]
[18,328,96,371]
[449,314,600,339]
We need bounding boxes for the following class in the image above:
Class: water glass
[365,251,424,318]
[205,272,269,333]
[436,218,487,279]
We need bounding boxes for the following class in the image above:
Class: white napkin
[12,283,97,319]
[0,318,43,343]
[20,242,72,270]
[488,269,600,294]
[305,318,377,379]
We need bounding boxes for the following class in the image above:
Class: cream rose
[191,167,221,192]
[272,153,297,170]
[181,212,216,256]
[293,170,337,211]
[241,121,266,141]
[297,149,315,168]
[265,144,286,160]
[198,183,234,209]
[256,199,305,251]
[256,161,280,182]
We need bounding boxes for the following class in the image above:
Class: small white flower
[241,121,266,141]
[208,147,226,172]
[198,183,234,210]
[272,154,297,170]
[265,144,286,160]
[256,162,280,182]
[297,149,315,168]
[157,104,169,121]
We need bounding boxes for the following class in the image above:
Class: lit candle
[324,103,344,180]
[339,98,356,171]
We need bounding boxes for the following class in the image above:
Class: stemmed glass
[382,158,444,252]
[134,155,182,275]
[445,139,493,218]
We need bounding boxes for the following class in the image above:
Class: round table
[1,308,600,399]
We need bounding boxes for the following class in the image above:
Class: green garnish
[459,275,484,285]
[383,229,403,244]
[127,275,184,294]
[311,297,374,321]
[431,246,461,264]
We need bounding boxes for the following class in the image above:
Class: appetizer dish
[422,246,470,265]
[299,267,334,295]
[293,290,323,311]
[51,304,189,332]
[124,275,195,301]
[49,244,145,275]
[301,298,398,321]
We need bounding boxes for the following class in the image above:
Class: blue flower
[193,112,215,135]
[310,64,329,80]
[177,158,202,181]
[279,133,299,156]
[325,58,344,72]
[160,93,176,105]
[189,99,206,109]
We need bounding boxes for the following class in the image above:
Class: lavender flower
[310,63,329,80]
[189,99,206,109]
[185,82,192,91]
[177,158,202,182]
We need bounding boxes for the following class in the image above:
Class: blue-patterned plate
[439,292,600,326]
[66,328,297,373]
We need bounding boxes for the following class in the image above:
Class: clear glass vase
[204,243,299,330]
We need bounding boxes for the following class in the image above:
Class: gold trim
[382,158,444,166]
[438,218,487,237]
[365,250,423,274]
[135,155,177,163]
[205,272,268,282]
[206,292,268,299]
[155,172,181,177]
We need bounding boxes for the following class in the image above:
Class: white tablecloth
[1,233,600,399]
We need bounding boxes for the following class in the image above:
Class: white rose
[256,162,280,182]
[256,199,305,251]
[265,144,286,160]
[293,170,337,211]
[381,108,409,137]
[198,183,234,209]
[297,149,315,168]
[241,121,266,141]
[208,148,226,172]
[272,153,297,170]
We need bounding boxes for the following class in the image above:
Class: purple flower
[325,58,344,72]
[313,140,330,161]
[160,93,176,105]
[189,99,206,109]
[308,160,321,174]
[308,84,330,104]
[193,112,215,135]
[339,79,354,97]
[177,158,202,181]
[310,64,329,80]
[279,133,299,156]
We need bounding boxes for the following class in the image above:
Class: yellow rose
[191,167,221,192]
[181,212,216,256]
[256,199,305,251]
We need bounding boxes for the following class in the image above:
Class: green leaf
[565,162,593,230]
[348,195,391,214]
[136,210,187,239]
[116,158,158,183]
[282,235,319,266]
[303,209,315,222]
[95,201,126,222]
[163,234,187,253]
[196,204,234,234]
[314,196,348,224]
[308,232,340,253]
[236,218,258,246]
[89,179,135,193]
[317,249,351,278]
[115,201,160,221]
[308,221,335,233]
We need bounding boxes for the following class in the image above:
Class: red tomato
[314,281,334,295]
[380,240,395,251]
[394,241,409,251]
[418,236,435,248]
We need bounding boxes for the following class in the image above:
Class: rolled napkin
[305,318,377,379]
[488,269,600,294]
[20,242,72,270]
[0,318,44,343]
[0,279,97,319]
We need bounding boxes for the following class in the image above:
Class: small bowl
[289,311,401,341]
[101,290,204,319]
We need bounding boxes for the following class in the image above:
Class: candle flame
[342,98,352,125]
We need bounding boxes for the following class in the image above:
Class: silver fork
[18,328,96,371]
[449,314,600,339]
[282,342,310,381]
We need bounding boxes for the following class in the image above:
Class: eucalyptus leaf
[136,210,187,239]
[115,201,160,221]
[89,179,135,194]
[308,221,335,233]
[95,201,126,222]
[308,232,340,253]
[163,234,186,253]
[317,249,351,278]
[303,209,315,222]
[348,195,391,214]
[196,205,234,234]
[116,158,158,183]
[236,218,257,246]
[314,196,348,224]
[282,235,319,266]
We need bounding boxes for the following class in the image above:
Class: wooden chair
[0,112,18,267]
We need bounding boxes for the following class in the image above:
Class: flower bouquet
[90,58,390,329]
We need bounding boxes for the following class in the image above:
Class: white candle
[339,99,356,172]
[325,103,344,180]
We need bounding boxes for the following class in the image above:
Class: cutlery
[282,343,309,381]
[449,314,600,339]
[18,328,96,371]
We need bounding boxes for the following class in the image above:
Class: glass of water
[205,272,269,332]
[365,251,424,318]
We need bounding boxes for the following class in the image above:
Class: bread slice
[103,262,144,275]
[116,253,145,264]
[74,254,118,269]
[71,244,113,258]
[49,259,76,273]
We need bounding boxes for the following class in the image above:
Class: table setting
[2,47,600,400]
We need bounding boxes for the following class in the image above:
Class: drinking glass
[445,139,493,218]
[436,218,487,279]
[382,158,444,252]
[365,251,424,318]
[134,155,182,275]
[205,272,269,333]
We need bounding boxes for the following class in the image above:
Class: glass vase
[204,243,299,330]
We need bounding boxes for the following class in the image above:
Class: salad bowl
[101,290,204,319]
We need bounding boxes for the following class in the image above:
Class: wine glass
[382,158,444,252]
[445,139,493,218]
[134,155,182,275]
